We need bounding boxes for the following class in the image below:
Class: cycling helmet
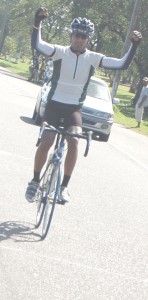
[143,77,148,82]
[71,17,94,37]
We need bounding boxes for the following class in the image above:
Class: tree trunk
[0,1,9,53]
[111,0,142,98]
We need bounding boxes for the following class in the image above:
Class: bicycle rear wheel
[36,160,54,228]
[41,164,61,240]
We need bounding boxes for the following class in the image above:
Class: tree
[0,0,147,91]
[111,0,142,98]
[0,0,10,53]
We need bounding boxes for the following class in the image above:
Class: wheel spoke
[41,165,61,239]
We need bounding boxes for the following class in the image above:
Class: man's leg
[135,105,144,127]
[64,126,81,175]
[34,131,56,178]
[25,131,56,202]
[60,125,82,202]
[26,99,60,202]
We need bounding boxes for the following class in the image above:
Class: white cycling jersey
[32,26,138,105]
[48,45,105,105]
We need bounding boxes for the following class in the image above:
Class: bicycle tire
[36,193,46,228]
[36,160,54,228]
[41,164,61,240]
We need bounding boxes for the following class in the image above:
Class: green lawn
[0,57,30,77]
[97,72,148,136]
[0,57,148,136]
[115,84,148,135]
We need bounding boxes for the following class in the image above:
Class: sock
[61,175,71,187]
[32,171,40,183]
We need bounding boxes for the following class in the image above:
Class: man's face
[143,79,148,86]
[70,32,89,53]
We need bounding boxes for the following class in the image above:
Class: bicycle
[35,121,92,240]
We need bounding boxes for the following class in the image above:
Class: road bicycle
[35,122,92,240]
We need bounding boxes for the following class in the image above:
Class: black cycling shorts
[43,100,82,129]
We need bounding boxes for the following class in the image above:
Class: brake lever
[84,131,92,157]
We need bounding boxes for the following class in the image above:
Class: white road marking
[0,244,146,284]
[109,142,148,171]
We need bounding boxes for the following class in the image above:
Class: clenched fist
[34,7,48,26]
[129,31,142,44]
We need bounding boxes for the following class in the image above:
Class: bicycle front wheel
[41,164,61,240]
[36,159,54,228]
[36,192,46,228]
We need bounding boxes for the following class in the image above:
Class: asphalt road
[0,68,148,300]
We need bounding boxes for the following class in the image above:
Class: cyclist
[38,56,46,80]
[135,77,148,127]
[28,53,39,82]
[25,7,142,203]
[44,58,53,83]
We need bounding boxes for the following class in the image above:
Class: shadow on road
[20,116,37,126]
[0,221,41,242]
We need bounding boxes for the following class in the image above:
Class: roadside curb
[0,66,27,81]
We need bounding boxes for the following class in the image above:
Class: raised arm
[100,31,142,70]
[31,7,55,57]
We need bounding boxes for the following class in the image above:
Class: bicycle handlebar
[36,123,92,157]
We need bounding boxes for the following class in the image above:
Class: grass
[97,71,148,136]
[115,84,148,135]
[0,57,30,77]
[0,57,148,136]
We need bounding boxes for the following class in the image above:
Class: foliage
[2,36,16,55]
[0,0,147,93]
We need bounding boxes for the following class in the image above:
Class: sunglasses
[73,32,88,40]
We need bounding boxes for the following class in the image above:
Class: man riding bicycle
[25,7,142,203]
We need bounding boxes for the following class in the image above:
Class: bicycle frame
[35,122,92,239]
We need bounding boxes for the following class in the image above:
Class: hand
[34,7,48,25]
[129,31,142,44]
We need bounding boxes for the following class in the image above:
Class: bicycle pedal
[49,198,54,204]
[56,199,66,205]
[36,197,45,206]
[48,194,55,203]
